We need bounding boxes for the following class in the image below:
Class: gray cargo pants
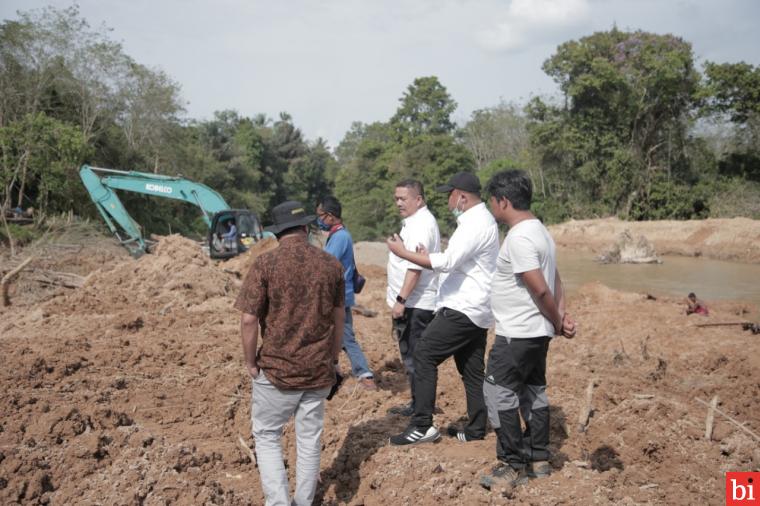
[252,371,330,506]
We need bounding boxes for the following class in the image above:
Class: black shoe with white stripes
[446,425,484,442]
[389,425,441,446]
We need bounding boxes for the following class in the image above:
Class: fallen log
[1,256,34,306]
[26,273,84,289]
[696,397,760,442]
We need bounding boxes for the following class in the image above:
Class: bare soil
[1,220,758,505]
[548,217,760,263]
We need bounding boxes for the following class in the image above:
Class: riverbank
[548,217,760,264]
[1,231,758,504]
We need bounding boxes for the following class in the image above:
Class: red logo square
[727,472,760,505]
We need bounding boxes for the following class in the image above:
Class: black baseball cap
[435,172,481,193]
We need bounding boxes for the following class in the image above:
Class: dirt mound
[43,234,234,319]
[222,237,279,276]
[550,217,760,263]
[2,232,759,504]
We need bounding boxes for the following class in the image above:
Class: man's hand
[387,234,406,256]
[246,362,259,378]
[392,301,405,319]
[561,313,576,339]
[415,243,428,255]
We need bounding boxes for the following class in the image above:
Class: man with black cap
[386,171,499,445]
[235,200,345,506]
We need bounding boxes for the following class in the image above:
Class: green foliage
[459,102,530,171]
[335,77,474,240]
[390,76,458,143]
[0,112,90,214]
[707,177,760,219]
[528,29,702,220]
[0,223,39,246]
[2,5,760,244]
[702,62,760,124]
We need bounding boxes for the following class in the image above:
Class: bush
[708,178,760,219]
[0,223,39,247]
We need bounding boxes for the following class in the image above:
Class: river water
[558,250,760,308]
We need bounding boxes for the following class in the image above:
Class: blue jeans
[343,307,373,379]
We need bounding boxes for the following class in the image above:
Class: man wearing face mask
[386,172,499,445]
[316,196,377,390]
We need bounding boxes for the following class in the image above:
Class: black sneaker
[389,425,441,446]
[446,425,483,442]
[480,463,528,494]
[387,403,414,416]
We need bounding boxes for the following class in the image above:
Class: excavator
[79,164,273,259]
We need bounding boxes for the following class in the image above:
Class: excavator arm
[79,165,239,257]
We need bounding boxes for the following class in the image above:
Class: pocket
[253,370,269,385]
[392,317,408,341]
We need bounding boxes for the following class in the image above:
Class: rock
[597,230,661,264]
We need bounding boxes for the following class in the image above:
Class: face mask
[451,196,464,218]
[317,217,331,231]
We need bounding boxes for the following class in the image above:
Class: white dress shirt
[428,202,499,329]
[387,206,441,311]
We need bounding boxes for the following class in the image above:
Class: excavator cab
[208,210,266,260]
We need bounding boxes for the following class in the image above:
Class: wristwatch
[396,294,407,304]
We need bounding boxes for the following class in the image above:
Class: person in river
[685,292,709,316]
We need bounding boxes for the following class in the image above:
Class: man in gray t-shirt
[479,170,576,496]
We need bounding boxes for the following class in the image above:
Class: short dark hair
[395,179,425,199]
[318,195,342,219]
[485,170,533,211]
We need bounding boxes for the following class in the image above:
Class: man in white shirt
[386,172,499,446]
[386,179,441,417]
[479,170,576,495]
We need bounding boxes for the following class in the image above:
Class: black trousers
[411,307,487,439]
[393,307,435,410]
[483,336,550,469]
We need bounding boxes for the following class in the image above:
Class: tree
[701,61,760,182]
[459,101,530,171]
[335,77,473,239]
[528,28,702,219]
[285,138,337,207]
[0,112,89,216]
[702,62,760,124]
[390,76,457,143]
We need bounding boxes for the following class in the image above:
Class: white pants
[252,371,330,506]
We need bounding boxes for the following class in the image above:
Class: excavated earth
[1,223,759,505]
[548,217,760,263]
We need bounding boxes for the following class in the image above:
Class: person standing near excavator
[316,196,377,390]
[236,200,345,506]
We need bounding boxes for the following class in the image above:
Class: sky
[2,0,759,148]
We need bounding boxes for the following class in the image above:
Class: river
[558,249,760,308]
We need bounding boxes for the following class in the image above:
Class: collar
[278,233,308,245]
[328,223,344,236]
[403,205,428,225]
[456,202,486,225]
